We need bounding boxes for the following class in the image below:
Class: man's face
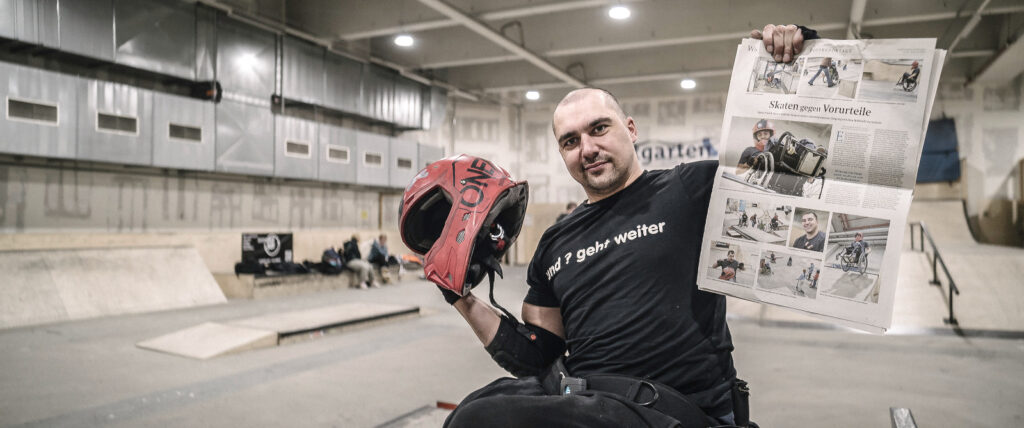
[801,213,818,235]
[755,130,771,147]
[553,91,639,201]
[727,252,735,261]
[854,235,862,242]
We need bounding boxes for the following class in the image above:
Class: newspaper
[697,38,946,333]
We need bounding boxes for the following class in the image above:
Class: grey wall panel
[152,93,214,171]
[355,131,389,186]
[361,65,394,122]
[0,62,77,158]
[114,0,196,80]
[215,99,274,176]
[388,138,418,188]
[324,53,362,114]
[393,77,422,129]
[274,115,318,180]
[60,0,115,61]
[216,19,276,98]
[77,80,153,166]
[195,5,216,81]
[1,0,59,47]
[418,144,445,170]
[424,86,447,131]
[317,123,357,184]
[0,0,17,39]
[282,38,324,105]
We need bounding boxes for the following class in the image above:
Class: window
[7,97,58,124]
[396,157,413,169]
[364,152,383,166]
[97,113,138,134]
[285,140,311,158]
[169,123,202,142]
[326,146,350,163]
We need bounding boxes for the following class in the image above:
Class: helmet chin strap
[479,254,518,322]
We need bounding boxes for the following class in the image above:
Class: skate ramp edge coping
[136,303,420,359]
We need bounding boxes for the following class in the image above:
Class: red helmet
[399,154,528,296]
[752,119,774,140]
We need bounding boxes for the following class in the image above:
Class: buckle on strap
[627,380,660,407]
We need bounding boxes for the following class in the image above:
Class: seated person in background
[343,234,375,288]
[556,202,578,222]
[368,234,399,283]
[896,61,921,86]
[844,232,871,262]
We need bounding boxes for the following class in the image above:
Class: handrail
[909,221,960,325]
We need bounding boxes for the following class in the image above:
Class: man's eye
[562,138,578,147]
[593,124,608,133]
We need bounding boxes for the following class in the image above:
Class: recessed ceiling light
[394,34,414,47]
[525,90,540,101]
[608,6,631,20]
[680,79,696,90]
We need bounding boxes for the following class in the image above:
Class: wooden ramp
[137,303,420,359]
[0,246,225,329]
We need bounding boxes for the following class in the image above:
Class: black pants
[444,376,735,428]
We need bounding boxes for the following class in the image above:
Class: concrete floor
[1,263,1022,428]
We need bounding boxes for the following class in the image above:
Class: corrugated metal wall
[114,0,197,80]
[0,3,444,190]
[0,62,77,159]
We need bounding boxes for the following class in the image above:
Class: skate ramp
[893,199,1024,331]
[137,303,420,359]
[0,246,226,329]
[906,200,975,246]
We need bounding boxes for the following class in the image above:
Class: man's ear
[626,116,638,143]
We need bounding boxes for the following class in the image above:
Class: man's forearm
[452,292,502,345]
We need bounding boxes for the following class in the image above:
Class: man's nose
[580,134,600,158]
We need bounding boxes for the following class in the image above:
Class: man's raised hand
[751,24,804,64]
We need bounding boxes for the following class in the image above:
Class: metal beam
[193,0,479,101]
[420,5,1024,70]
[948,0,991,55]
[338,0,645,41]
[483,68,733,93]
[968,33,1024,86]
[417,0,585,88]
[848,0,867,39]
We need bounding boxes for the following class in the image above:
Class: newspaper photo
[698,38,946,333]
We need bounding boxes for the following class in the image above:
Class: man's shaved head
[553,88,627,135]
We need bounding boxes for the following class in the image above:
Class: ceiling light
[394,34,414,47]
[525,91,540,101]
[608,6,631,20]
[680,79,696,90]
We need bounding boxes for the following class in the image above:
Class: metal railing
[909,221,960,325]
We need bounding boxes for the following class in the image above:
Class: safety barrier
[909,221,960,325]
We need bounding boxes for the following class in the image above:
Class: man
[736,119,774,175]
[896,61,920,87]
[368,234,397,283]
[711,250,742,282]
[556,201,578,223]
[342,234,374,288]
[807,56,836,87]
[792,211,826,252]
[845,232,871,262]
[442,24,812,428]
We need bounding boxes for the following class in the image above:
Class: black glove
[437,285,463,305]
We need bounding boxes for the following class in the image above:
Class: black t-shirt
[737,146,761,167]
[714,259,740,270]
[793,231,825,252]
[525,160,735,409]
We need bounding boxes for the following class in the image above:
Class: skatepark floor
[1,202,1022,427]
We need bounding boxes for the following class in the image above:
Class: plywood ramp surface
[1,246,225,329]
